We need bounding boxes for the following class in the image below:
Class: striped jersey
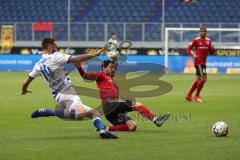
[28,52,74,98]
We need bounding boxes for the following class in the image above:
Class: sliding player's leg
[31,93,118,139]
[103,100,137,132]
[132,102,170,127]
[85,108,118,139]
[31,94,78,118]
[54,103,118,139]
[108,120,137,132]
[31,108,56,118]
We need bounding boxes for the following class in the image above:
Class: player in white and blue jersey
[22,38,118,139]
[107,32,119,61]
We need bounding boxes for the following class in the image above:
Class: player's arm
[210,42,215,53]
[76,64,97,81]
[69,48,105,63]
[22,63,41,95]
[22,76,34,95]
[186,40,197,58]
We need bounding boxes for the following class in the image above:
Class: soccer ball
[212,121,228,137]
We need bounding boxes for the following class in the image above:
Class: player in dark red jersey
[185,27,214,102]
[76,60,170,132]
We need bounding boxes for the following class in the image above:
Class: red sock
[135,105,156,121]
[187,80,199,96]
[108,123,130,131]
[195,80,206,97]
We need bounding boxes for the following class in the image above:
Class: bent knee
[132,102,143,110]
[86,109,100,118]
[127,120,137,131]
[135,102,143,106]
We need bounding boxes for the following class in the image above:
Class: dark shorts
[103,99,133,126]
[195,65,207,76]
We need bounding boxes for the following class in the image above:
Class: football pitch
[0,71,239,160]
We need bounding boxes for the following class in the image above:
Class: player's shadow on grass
[136,129,171,134]
[30,135,98,140]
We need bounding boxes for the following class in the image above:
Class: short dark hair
[42,38,55,50]
[200,27,207,32]
[101,60,116,69]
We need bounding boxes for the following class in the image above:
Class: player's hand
[192,53,198,58]
[191,51,198,58]
[193,54,198,58]
[22,89,32,95]
[94,48,106,56]
[210,44,215,53]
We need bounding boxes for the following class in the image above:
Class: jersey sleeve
[28,63,41,79]
[96,72,104,81]
[77,65,97,80]
[53,52,72,65]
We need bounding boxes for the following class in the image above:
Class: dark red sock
[187,80,199,96]
[135,105,156,121]
[195,80,206,97]
[108,123,130,131]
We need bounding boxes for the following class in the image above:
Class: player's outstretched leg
[132,102,170,127]
[99,130,118,139]
[55,104,118,139]
[93,115,118,139]
[86,109,118,139]
[31,108,56,118]
[153,112,171,127]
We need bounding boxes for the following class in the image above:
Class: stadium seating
[164,0,240,23]
[0,0,240,41]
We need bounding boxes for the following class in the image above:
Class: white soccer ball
[212,121,228,137]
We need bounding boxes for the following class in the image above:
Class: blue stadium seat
[165,0,240,23]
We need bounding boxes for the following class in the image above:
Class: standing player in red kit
[185,27,214,102]
[77,60,170,132]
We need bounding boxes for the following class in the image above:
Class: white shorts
[54,92,92,113]
[107,51,118,58]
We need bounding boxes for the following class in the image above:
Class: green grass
[0,72,239,160]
